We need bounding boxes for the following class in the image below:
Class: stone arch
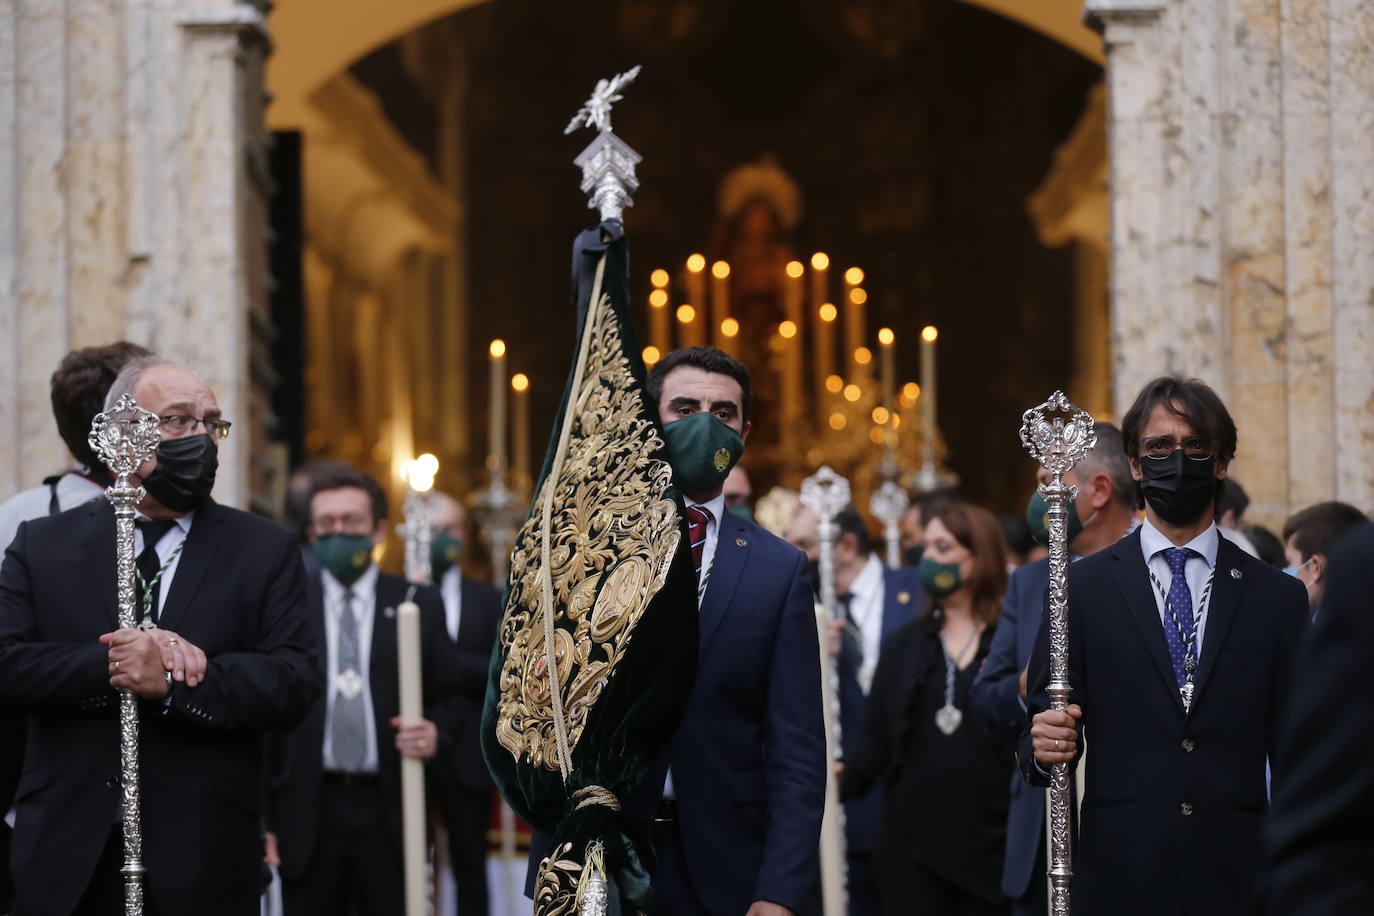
[266,0,1101,128]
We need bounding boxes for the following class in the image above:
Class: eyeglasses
[1140,436,1217,460]
[159,415,232,440]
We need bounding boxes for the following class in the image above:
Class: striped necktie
[686,505,713,586]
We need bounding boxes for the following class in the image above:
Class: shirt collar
[322,563,380,604]
[1139,515,1219,568]
[848,553,885,602]
[688,492,727,527]
[132,509,195,534]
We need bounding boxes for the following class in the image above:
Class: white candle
[920,326,938,464]
[489,339,507,476]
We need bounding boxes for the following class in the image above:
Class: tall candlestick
[815,302,837,402]
[810,252,830,314]
[780,318,802,452]
[843,267,864,379]
[511,373,531,496]
[489,339,507,477]
[711,260,732,350]
[685,253,707,328]
[879,328,896,450]
[920,326,938,467]
[648,286,670,355]
[677,303,706,348]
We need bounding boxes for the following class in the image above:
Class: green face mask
[661,411,745,496]
[313,533,374,585]
[1026,490,1086,546]
[727,504,753,523]
[430,531,463,579]
[919,556,964,599]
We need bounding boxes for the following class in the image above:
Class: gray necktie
[331,590,369,771]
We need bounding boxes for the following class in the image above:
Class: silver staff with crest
[1019,390,1096,916]
[869,479,911,570]
[88,393,162,916]
[799,465,851,916]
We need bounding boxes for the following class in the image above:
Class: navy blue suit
[1019,529,1307,915]
[970,558,1050,910]
[836,564,922,916]
[529,509,826,915]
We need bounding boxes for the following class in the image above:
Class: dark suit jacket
[433,575,501,800]
[1263,521,1374,915]
[265,571,463,881]
[837,563,922,856]
[970,556,1050,898]
[0,499,320,916]
[526,510,827,915]
[1019,529,1307,915]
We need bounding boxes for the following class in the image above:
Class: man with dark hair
[0,341,152,549]
[1281,500,1368,614]
[615,345,824,916]
[1215,479,1260,557]
[1264,520,1374,914]
[971,422,1138,916]
[0,357,320,915]
[265,464,463,916]
[785,504,919,916]
[1023,377,1307,915]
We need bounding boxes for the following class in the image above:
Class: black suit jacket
[1264,521,1374,914]
[1020,528,1307,915]
[434,575,501,797]
[264,571,463,881]
[0,499,320,916]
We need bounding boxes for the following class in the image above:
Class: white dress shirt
[845,553,886,694]
[0,471,106,551]
[440,565,464,642]
[686,491,727,608]
[133,511,194,620]
[1139,516,1220,661]
[321,564,380,772]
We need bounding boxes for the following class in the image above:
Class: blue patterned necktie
[1161,547,1200,687]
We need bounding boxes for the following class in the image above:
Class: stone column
[1087,0,1374,527]
[0,0,272,509]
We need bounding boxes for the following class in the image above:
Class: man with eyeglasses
[1020,376,1308,915]
[264,465,463,916]
[0,356,322,915]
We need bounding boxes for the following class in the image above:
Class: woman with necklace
[842,503,1013,915]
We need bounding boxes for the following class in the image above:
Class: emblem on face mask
[935,572,955,589]
[352,550,368,567]
[713,448,730,472]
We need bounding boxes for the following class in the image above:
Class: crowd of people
[0,341,1371,916]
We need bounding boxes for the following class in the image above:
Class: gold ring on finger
[113,660,121,672]
[1056,739,1062,752]
[167,637,178,646]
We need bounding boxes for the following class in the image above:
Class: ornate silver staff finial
[1018,390,1095,916]
[869,480,911,570]
[88,393,162,916]
[566,65,643,223]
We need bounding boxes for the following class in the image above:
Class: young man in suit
[0,357,321,916]
[1023,377,1308,914]
[786,504,921,916]
[428,491,502,916]
[265,466,464,916]
[970,423,1137,915]
[645,346,825,916]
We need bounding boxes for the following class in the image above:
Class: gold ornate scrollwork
[495,291,681,770]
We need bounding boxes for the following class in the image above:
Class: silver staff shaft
[90,393,161,916]
[1019,390,1095,916]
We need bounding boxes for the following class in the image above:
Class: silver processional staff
[88,393,162,916]
[1019,390,1095,916]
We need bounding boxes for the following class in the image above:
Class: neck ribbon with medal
[1148,564,1215,713]
[935,615,983,735]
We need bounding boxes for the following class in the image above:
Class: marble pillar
[0,0,272,510]
[1087,0,1374,528]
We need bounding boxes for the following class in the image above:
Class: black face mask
[902,544,925,567]
[806,557,822,595]
[1138,450,1218,525]
[142,434,218,513]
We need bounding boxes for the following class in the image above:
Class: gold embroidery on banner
[495,292,681,770]
[534,842,580,916]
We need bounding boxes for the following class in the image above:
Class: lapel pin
[734,537,747,548]
[384,605,396,618]
[1229,568,1242,580]
[897,591,911,604]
